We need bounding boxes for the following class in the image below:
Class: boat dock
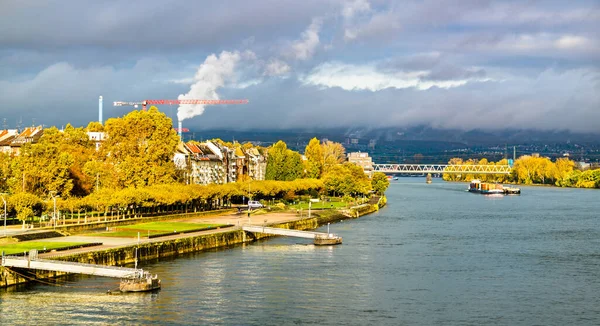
[242,225,342,245]
[2,250,160,292]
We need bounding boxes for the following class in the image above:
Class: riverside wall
[1,198,385,289]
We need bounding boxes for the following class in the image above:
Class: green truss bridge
[372,164,512,174]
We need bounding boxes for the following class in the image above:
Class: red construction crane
[113,99,249,111]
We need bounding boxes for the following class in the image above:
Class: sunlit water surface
[1,179,599,325]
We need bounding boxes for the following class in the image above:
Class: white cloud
[342,0,371,20]
[290,18,322,60]
[301,61,483,91]
[264,59,291,76]
[467,33,598,54]
[554,35,592,50]
[343,11,401,42]
[177,51,253,121]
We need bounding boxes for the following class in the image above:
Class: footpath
[37,211,304,259]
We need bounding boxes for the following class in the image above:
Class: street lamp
[49,191,59,229]
[1,193,7,237]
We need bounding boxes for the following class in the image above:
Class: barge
[469,180,521,195]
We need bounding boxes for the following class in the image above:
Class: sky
[0,0,599,133]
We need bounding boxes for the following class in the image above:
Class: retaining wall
[1,198,385,289]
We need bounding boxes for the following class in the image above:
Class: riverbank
[1,198,385,289]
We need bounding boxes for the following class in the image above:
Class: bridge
[372,164,512,174]
[242,225,342,245]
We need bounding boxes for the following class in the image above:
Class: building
[245,147,267,181]
[8,126,44,155]
[0,129,19,154]
[87,132,107,151]
[347,151,374,176]
[174,139,268,186]
[183,141,226,185]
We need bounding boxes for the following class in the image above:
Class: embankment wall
[1,198,384,289]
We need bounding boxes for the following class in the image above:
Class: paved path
[37,211,309,259]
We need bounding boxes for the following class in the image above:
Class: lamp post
[1,193,7,237]
[49,191,58,229]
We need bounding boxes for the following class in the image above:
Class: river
[1,179,599,325]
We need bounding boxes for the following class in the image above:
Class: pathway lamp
[1,193,7,237]
[50,191,59,229]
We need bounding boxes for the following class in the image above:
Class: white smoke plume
[177,51,244,122]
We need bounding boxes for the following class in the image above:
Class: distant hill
[185,127,600,164]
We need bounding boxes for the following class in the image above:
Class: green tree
[371,172,390,195]
[265,141,287,180]
[323,163,371,197]
[266,141,304,181]
[304,137,323,178]
[9,192,43,227]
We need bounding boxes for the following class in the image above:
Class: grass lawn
[118,222,224,232]
[85,222,227,238]
[0,242,87,255]
[289,201,348,210]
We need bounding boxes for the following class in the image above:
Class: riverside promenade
[1,200,383,288]
[37,211,308,259]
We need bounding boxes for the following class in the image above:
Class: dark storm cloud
[0,0,336,52]
[0,0,598,132]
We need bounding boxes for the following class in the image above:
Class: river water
[1,179,599,325]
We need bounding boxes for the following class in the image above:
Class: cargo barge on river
[469,180,521,195]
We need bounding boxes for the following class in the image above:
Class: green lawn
[0,242,87,255]
[118,222,224,232]
[289,201,348,210]
[85,222,227,238]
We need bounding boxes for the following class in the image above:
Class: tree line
[442,156,600,188]
[0,108,390,224]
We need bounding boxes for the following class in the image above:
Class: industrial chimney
[178,120,183,140]
[98,96,103,124]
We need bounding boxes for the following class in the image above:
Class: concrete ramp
[2,254,142,279]
[242,225,342,245]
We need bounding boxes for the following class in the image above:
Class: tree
[8,127,75,197]
[321,141,346,175]
[86,121,104,132]
[101,107,179,188]
[443,158,464,181]
[9,192,43,227]
[304,138,323,178]
[283,150,304,181]
[322,163,371,197]
[265,141,288,180]
[0,152,11,192]
[371,172,390,195]
[553,158,575,186]
[265,141,304,181]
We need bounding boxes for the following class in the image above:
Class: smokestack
[178,120,183,140]
[98,96,103,124]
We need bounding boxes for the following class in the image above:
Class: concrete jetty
[242,225,342,245]
[2,250,160,292]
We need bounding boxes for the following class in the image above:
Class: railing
[372,164,512,174]
[2,255,143,279]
